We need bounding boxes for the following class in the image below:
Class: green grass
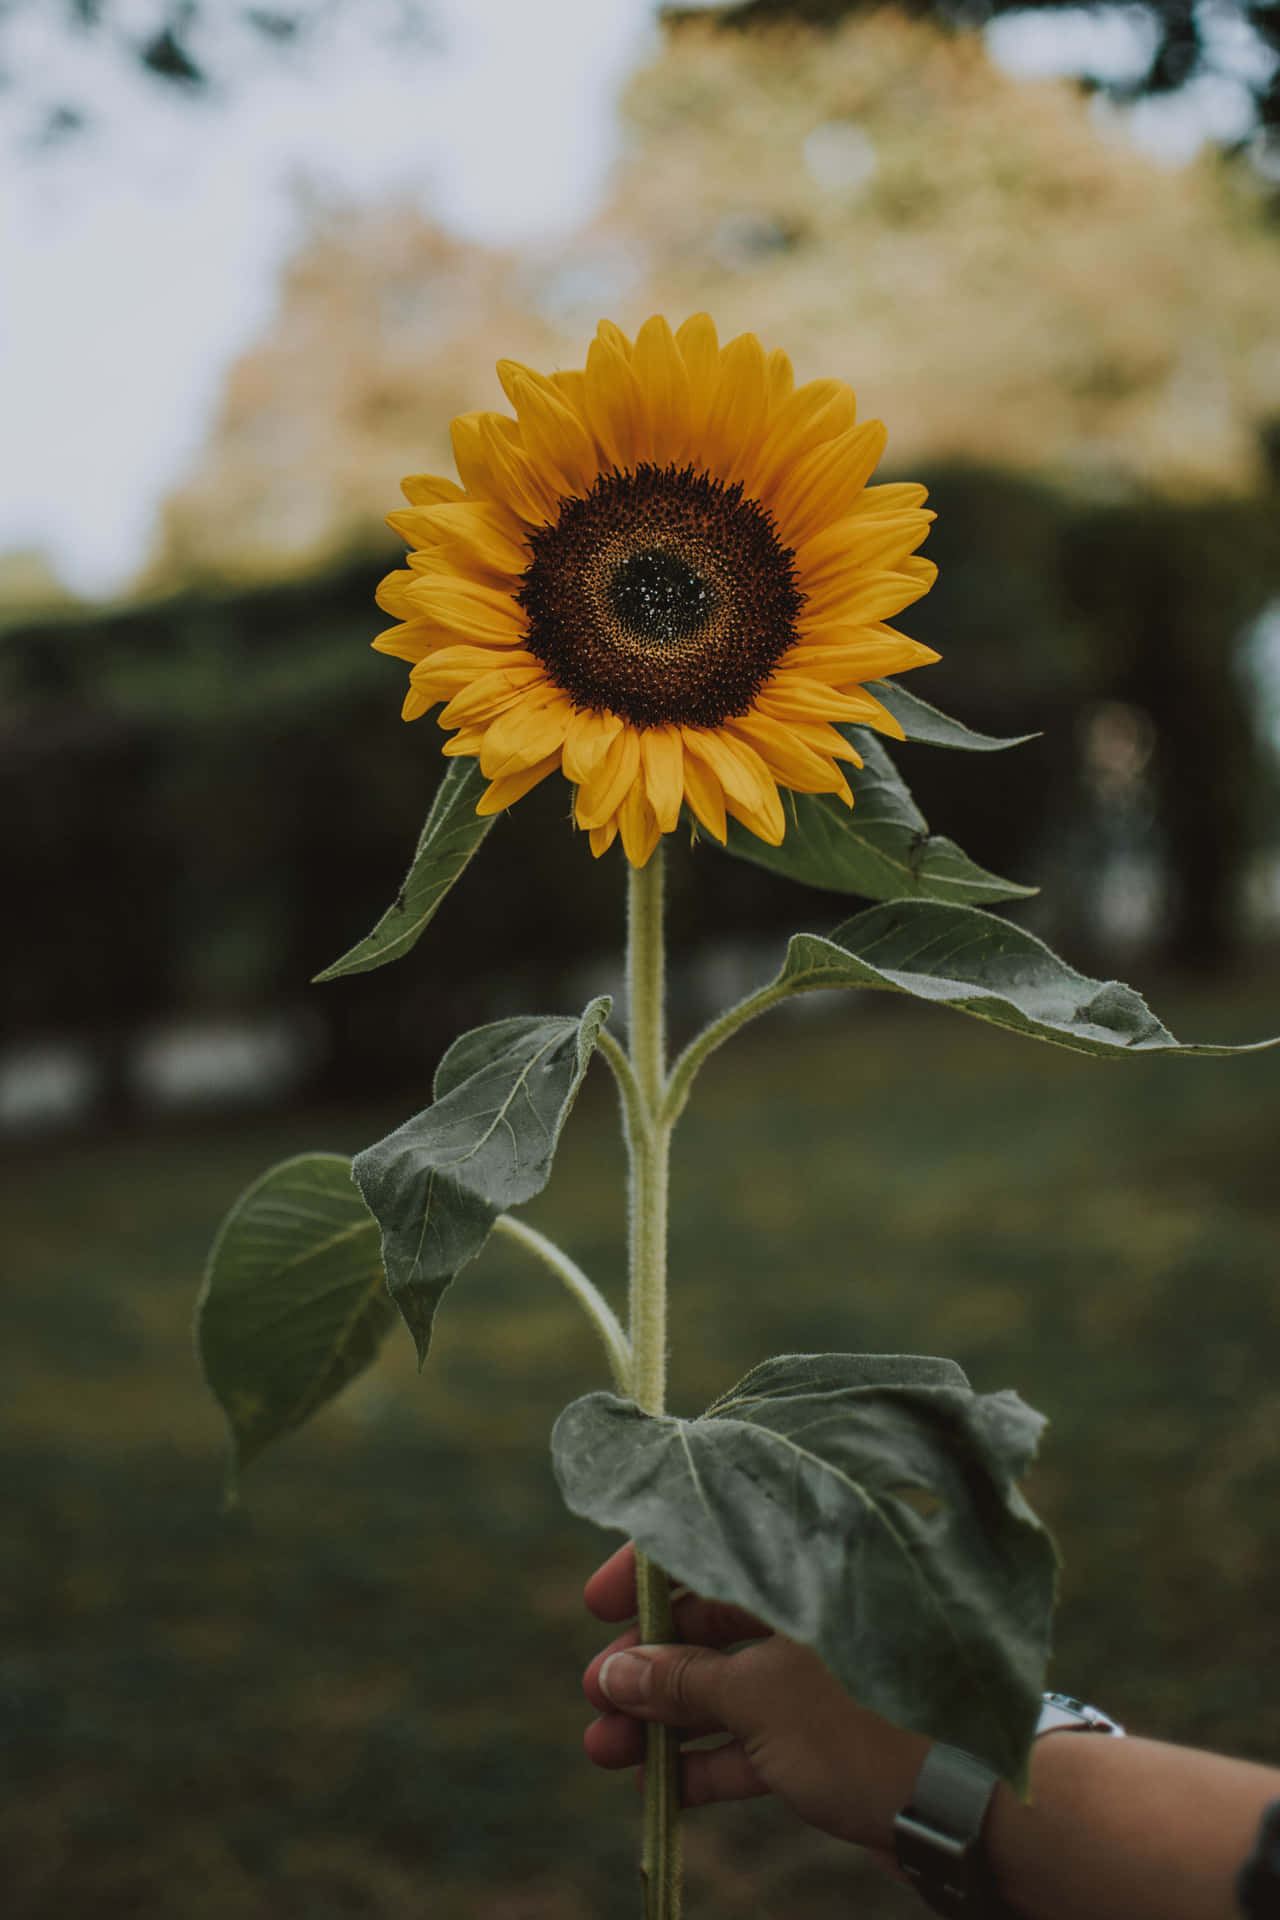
[3,976,1279,1917]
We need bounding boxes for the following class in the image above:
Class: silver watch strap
[894,1743,1016,1918]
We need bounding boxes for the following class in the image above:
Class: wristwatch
[893,1693,1126,1917]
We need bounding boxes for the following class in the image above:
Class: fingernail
[599,1648,658,1706]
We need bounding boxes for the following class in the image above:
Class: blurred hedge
[2,465,1277,1109]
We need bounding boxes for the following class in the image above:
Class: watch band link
[894,1742,1016,1918]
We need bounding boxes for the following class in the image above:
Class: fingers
[584,1625,723,1735]
[681,1739,770,1810]
[584,1710,648,1770]
[598,1641,735,1729]
[582,1717,770,1811]
[583,1541,638,1621]
[583,1543,766,1643]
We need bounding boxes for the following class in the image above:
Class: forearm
[984,1733,1280,1920]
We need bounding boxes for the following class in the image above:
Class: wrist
[893,1693,1126,1917]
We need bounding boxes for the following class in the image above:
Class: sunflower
[374,314,939,867]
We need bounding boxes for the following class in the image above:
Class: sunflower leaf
[552,1351,1057,1787]
[719,731,1035,905]
[868,681,1038,752]
[353,997,612,1362]
[197,1153,393,1484]
[314,757,493,982]
[771,900,1280,1057]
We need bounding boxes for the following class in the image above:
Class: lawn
[3,973,1278,1917]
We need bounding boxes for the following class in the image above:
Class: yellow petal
[375,567,418,617]
[797,568,933,628]
[639,725,685,833]
[679,743,727,843]
[755,674,895,724]
[831,686,907,739]
[550,367,590,416]
[595,318,633,358]
[405,580,526,643]
[617,781,663,867]
[766,347,794,403]
[481,412,563,526]
[681,726,772,811]
[508,368,601,497]
[760,676,905,735]
[584,335,645,473]
[748,379,856,500]
[725,779,787,845]
[388,502,529,575]
[450,411,558,527]
[476,751,562,816]
[438,666,546,729]
[767,420,887,546]
[589,818,620,858]
[372,618,437,663]
[854,482,930,517]
[562,706,624,785]
[400,474,466,506]
[632,314,692,467]
[736,714,864,767]
[724,712,852,796]
[793,511,934,585]
[410,646,542,698]
[574,726,642,831]
[900,556,938,587]
[865,619,940,656]
[479,691,573,777]
[782,635,941,680]
[402,687,433,722]
[702,330,769,480]
[674,313,721,432]
[441,723,487,757]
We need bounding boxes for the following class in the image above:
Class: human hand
[581,1542,930,1858]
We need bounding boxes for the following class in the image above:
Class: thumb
[599,1642,736,1729]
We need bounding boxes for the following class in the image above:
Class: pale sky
[0,1,1272,603]
[0,0,660,599]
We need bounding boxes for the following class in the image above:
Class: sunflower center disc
[517,463,804,730]
[607,549,714,646]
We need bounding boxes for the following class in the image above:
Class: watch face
[1038,1692,1126,1737]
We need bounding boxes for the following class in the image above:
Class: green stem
[490,1214,632,1395]
[597,1026,648,1162]
[624,847,682,1920]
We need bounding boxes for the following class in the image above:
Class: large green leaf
[721,731,1036,905]
[314,756,493,982]
[197,1153,391,1478]
[770,900,1279,1057]
[868,680,1037,751]
[553,1352,1056,1784]
[353,997,612,1361]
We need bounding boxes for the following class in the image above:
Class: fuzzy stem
[490,1214,632,1395]
[596,1026,648,1164]
[624,847,682,1920]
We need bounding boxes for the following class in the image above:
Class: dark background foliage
[5,456,1278,1110]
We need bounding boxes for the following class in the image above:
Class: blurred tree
[6,2,1279,161]
[1060,475,1280,968]
[678,1,1280,163]
[146,8,1280,588]
[0,0,434,150]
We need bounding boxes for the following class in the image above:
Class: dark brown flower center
[516,463,803,729]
